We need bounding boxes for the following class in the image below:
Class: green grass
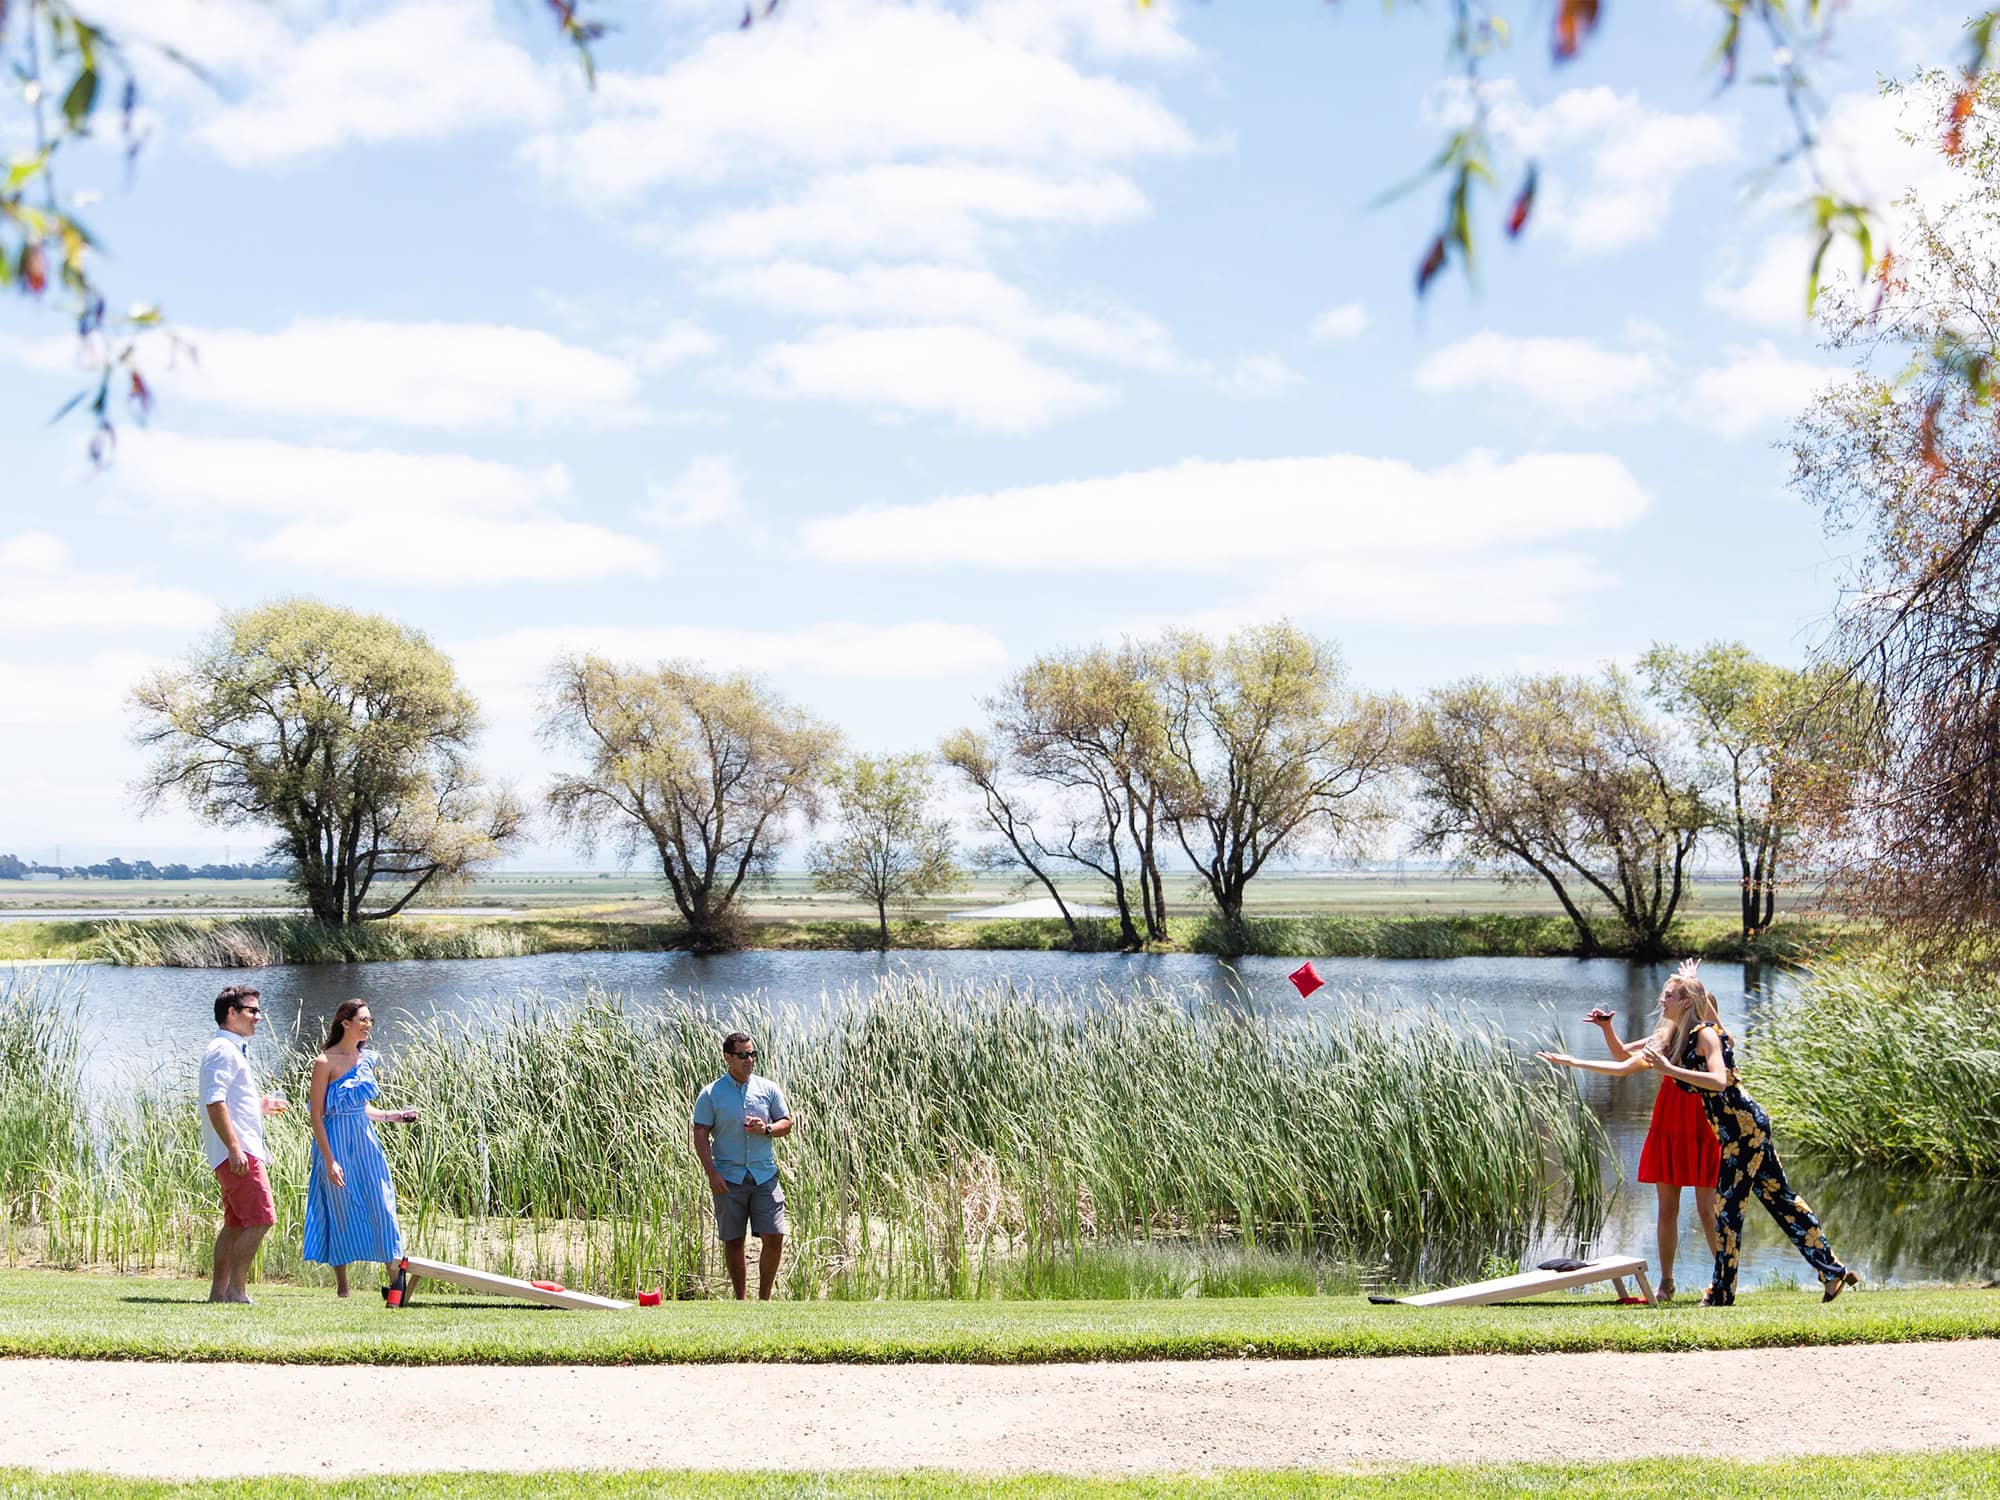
[6,1453,2000,1499]
[0,1271,1993,1365]
[1748,956,2000,1176]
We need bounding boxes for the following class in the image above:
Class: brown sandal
[1823,1269,1860,1303]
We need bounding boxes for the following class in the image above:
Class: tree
[1404,671,1708,957]
[542,654,841,952]
[985,646,1170,948]
[0,854,25,880]
[1789,81,2000,948]
[938,727,1087,948]
[1640,642,1871,943]
[1149,622,1404,951]
[131,599,523,925]
[807,753,963,949]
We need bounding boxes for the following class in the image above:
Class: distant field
[0,870,1795,919]
[0,870,1802,923]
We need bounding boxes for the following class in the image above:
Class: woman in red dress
[1538,962,1721,1301]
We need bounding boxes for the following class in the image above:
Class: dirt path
[6,1342,1997,1477]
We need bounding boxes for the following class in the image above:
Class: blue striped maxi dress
[303,1053,404,1266]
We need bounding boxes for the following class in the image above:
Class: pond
[30,949,1999,1292]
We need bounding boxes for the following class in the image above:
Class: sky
[0,0,1975,865]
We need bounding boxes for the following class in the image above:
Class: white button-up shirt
[198,1028,266,1169]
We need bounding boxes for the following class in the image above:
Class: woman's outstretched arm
[1535,1050,1651,1077]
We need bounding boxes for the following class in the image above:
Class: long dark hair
[323,999,370,1051]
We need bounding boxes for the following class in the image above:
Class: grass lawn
[5,1453,2000,1498]
[1,1271,1993,1366]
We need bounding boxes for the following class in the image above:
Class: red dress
[1636,1077,1721,1186]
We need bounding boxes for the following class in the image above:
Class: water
[24,949,1996,1291]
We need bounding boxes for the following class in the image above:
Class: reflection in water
[22,948,1993,1287]
[1794,1155,2000,1285]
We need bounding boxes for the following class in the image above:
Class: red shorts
[214,1156,277,1228]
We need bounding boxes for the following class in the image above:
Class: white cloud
[709,260,1187,372]
[109,432,660,584]
[1119,552,1618,633]
[0,316,706,432]
[1220,353,1304,399]
[1471,84,1740,255]
[162,318,660,431]
[196,0,564,167]
[1414,331,1666,425]
[804,450,1649,570]
[1310,304,1370,342]
[452,621,1011,718]
[668,165,1151,264]
[1412,330,1837,440]
[0,532,217,633]
[641,455,745,530]
[1680,343,1839,440]
[0,651,168,726]
[521,0,1196,204]
[740,323,1116,431]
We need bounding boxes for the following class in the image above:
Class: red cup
[386,1288,402,1308]
[637,1288,663,1308]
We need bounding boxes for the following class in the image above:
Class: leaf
[62,69,100,134]
[1506,165,1537,238]
[1552,0,1600,63]
[1416,235,1448,295]
[20,241,47,296]
[4,152,47,192]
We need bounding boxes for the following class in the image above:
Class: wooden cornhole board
[403,1255,631,1311]
[1400,1254,1655,1308]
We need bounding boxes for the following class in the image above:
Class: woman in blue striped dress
[304,999,418,1297]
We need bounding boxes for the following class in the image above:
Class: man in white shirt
[199,984,288,1303]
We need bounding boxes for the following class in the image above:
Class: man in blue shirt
[691,1030,792,1300]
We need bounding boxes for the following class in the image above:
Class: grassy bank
[0,971,1607,1299]
[1748,956,2000,1177]
[9,1453,2000,1499]
[0,910,1854,967]
[0,1271,1991,1364]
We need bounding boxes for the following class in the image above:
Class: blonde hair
[1651,975,1721,1065]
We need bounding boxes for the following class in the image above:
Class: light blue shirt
[692,1072,789,1185]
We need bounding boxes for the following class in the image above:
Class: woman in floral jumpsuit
[1641,963,1860,1307]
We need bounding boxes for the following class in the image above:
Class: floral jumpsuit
[1677,1021,1848,1305]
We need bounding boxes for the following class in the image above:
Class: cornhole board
[1399,1254,1654,1308]
[402,1255,631,1311]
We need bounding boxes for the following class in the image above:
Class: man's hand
[328,1160,346,1189]
[706,1168,729,1194]
[261,1096,289,1116]
[744,1115,768,1135]
[227,1147,249,1177]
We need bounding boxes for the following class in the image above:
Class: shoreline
[0,911,1850,969]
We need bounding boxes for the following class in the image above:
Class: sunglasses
[234,1005,264,1017]
[728,1049,758,1059]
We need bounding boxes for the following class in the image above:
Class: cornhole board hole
[1399,1254,1654,1308]
[402,1255,631,1311]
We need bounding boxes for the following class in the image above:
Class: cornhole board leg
[1398,1254,1652,1308]
[402,1254,630,1311]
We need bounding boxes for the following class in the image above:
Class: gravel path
[7,1342,1999,1477]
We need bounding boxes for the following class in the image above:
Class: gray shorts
[713,1172,786,1241]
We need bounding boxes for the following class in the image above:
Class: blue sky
[0,0,1971,863]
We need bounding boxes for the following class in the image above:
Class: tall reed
[89,917,543,968]
[1746,955,2000,1176]
[2,973,1611,1297]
